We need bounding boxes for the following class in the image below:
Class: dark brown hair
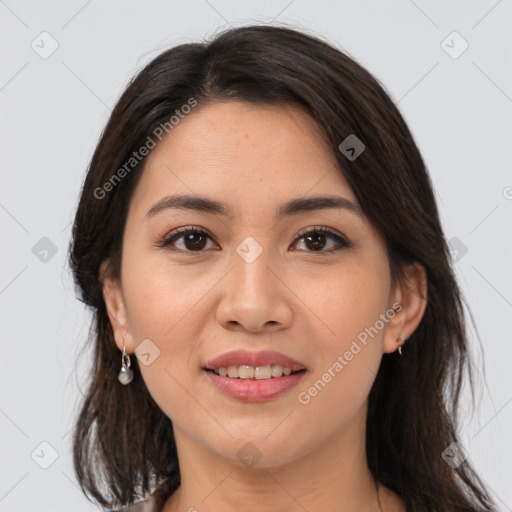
[69,24,496,512]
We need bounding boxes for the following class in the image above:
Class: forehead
[129,100,358,217]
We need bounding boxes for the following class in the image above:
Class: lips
[203,349,307,372]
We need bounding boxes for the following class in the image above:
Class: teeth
[238,365,254,379]
[212,364,298,380]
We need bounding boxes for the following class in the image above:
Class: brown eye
[292,227,350,253]
[303,232,328,251]
[158,227,216,252]
[181,232,208,251]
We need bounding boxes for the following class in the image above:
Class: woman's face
[104,101,418,468]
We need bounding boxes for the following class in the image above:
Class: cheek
[296,258,390,412]
[301,258,391,347]
[119,248,213,398]
[119,254,209,421]
[121,247,215,341]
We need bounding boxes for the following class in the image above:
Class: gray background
[1,1,511,511]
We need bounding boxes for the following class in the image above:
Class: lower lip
[204,369,307,402]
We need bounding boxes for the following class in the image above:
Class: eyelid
[295,225,345,240]
[292,225,351,252]
[156,225,216,248]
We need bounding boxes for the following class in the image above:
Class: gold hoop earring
[397,337,404,357]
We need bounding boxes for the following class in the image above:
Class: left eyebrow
[145,194,362,220]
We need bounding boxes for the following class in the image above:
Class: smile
[210,364,300,380]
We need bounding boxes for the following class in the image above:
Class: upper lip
[204,350,307,371]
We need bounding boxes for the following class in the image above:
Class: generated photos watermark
[297,302,402,405]
[94,97,198,200]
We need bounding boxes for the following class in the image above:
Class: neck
[163,407,388,512]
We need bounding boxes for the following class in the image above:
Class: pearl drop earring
[118,344,134,385]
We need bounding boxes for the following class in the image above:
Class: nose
[215,246,293,334]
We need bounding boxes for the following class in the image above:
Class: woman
[69,25,496,512]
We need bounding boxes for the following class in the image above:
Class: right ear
[100,260,135,354]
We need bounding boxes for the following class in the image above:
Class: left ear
[100,259,136,354]
[383,261,428,354]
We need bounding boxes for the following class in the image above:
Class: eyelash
[156,225,351,255]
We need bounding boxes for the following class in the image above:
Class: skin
[102,101,427,512]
